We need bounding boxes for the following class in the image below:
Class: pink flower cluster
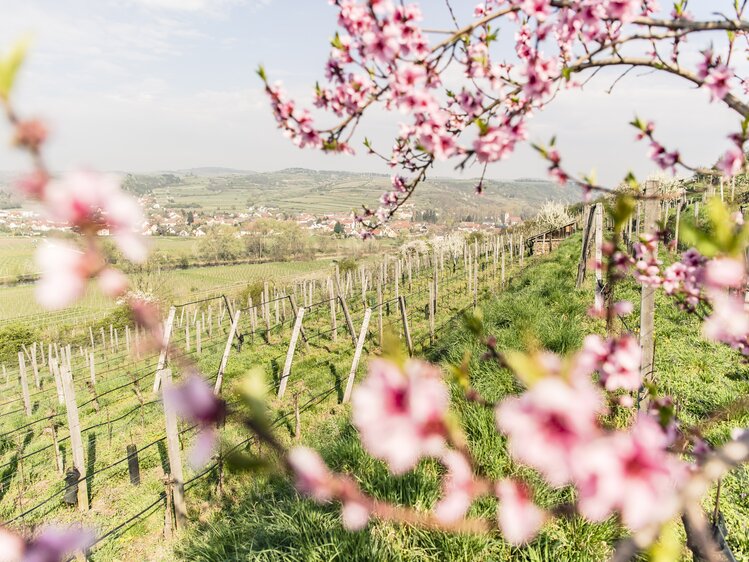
[351,358,449,474]
[579,334,642,392]
[662,248,749,352]
[697,50,734,102]
[496,369,686,532]
[632,233,662,286]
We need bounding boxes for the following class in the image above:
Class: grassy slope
[175,236,749,562]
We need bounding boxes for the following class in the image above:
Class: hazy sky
[0,0,742,186]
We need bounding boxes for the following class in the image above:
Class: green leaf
[256,65,267,82]
[624,171,638,190]
[447,352,472,390]
[504,350,548,388]
[647,519,682,562]
[611,194,636,232]
[0,37,30,100]
[475,118,489,136]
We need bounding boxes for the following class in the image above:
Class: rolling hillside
[138,168,582,219]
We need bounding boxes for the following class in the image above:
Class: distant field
[0,235,204,280]
[0,256,339,321]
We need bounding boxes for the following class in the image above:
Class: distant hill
[149,168,581,220]
[176,167,259,177]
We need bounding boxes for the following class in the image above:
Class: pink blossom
[717,144,744,177]
[703,291,749,346]
[44,170,147,263]
[434,451,476,523]
[704,257,745,289]
[580,334,642,392]
[496,479,545,545]
[703,63,733,102]
[14,171,49,200]
[97,267,128,298]
[35,242,89,310]
[523,55,557,100]
[647,142,679,173]
[341,500,370,530]
[496,375,604,486]
[0,526,24,562]
[288,446,335,502]
[575,416,685,530]
[22,526,95,562]
[165,374,226,468]
[352,358,450,474]
[605,0,641,22]
[520,0,551,21]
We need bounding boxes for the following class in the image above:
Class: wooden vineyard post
[47,418,63,475]
[287,295,310,352]
[428,284,435,344]
[501,247,506,288]
[125,326,131,353]
[377,277,383,346]
[594,203,604,311]
[196,322,202,355]
[576,204,595,288]
[160,368,187,530]
[31,344,40,389]
[153,306,177,393]
[18,352,31,417]
[50,358,65,405]
[60,363,89,511]
[335,277,357,345]
[214,310,242,396]
[433,262,439,313]
[89,327,95,349]
[263,283,271,342]
[343,308,372,403]
[398,296,414,356]
[185,322,191,352]
[674,201,681,252]
[89,352,96,385]
[328,279,338,342]
[639,181,660,405]
[278,307,306,399]
[473,259,478,307]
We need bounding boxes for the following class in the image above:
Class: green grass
[0,235,522,561]
[174,236,749,562]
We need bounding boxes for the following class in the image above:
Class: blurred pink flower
[341,500,370,530]
[0,526,24,562]
[22,526,95,562]
[34,242,89,311]
[704,257,745,289]
[580,334,642,392]
[717,144,744,177]
[44,170,147,263]
[164,374,226,468]
[97,268,128,299]
[703,291,749,346]
[288,446,335,502]
[352,358,449,474]
[703,63,733,101]
[496,479,545,545]
[434,451,475,524]
[496,375,604,486]
[575,417,685,530]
